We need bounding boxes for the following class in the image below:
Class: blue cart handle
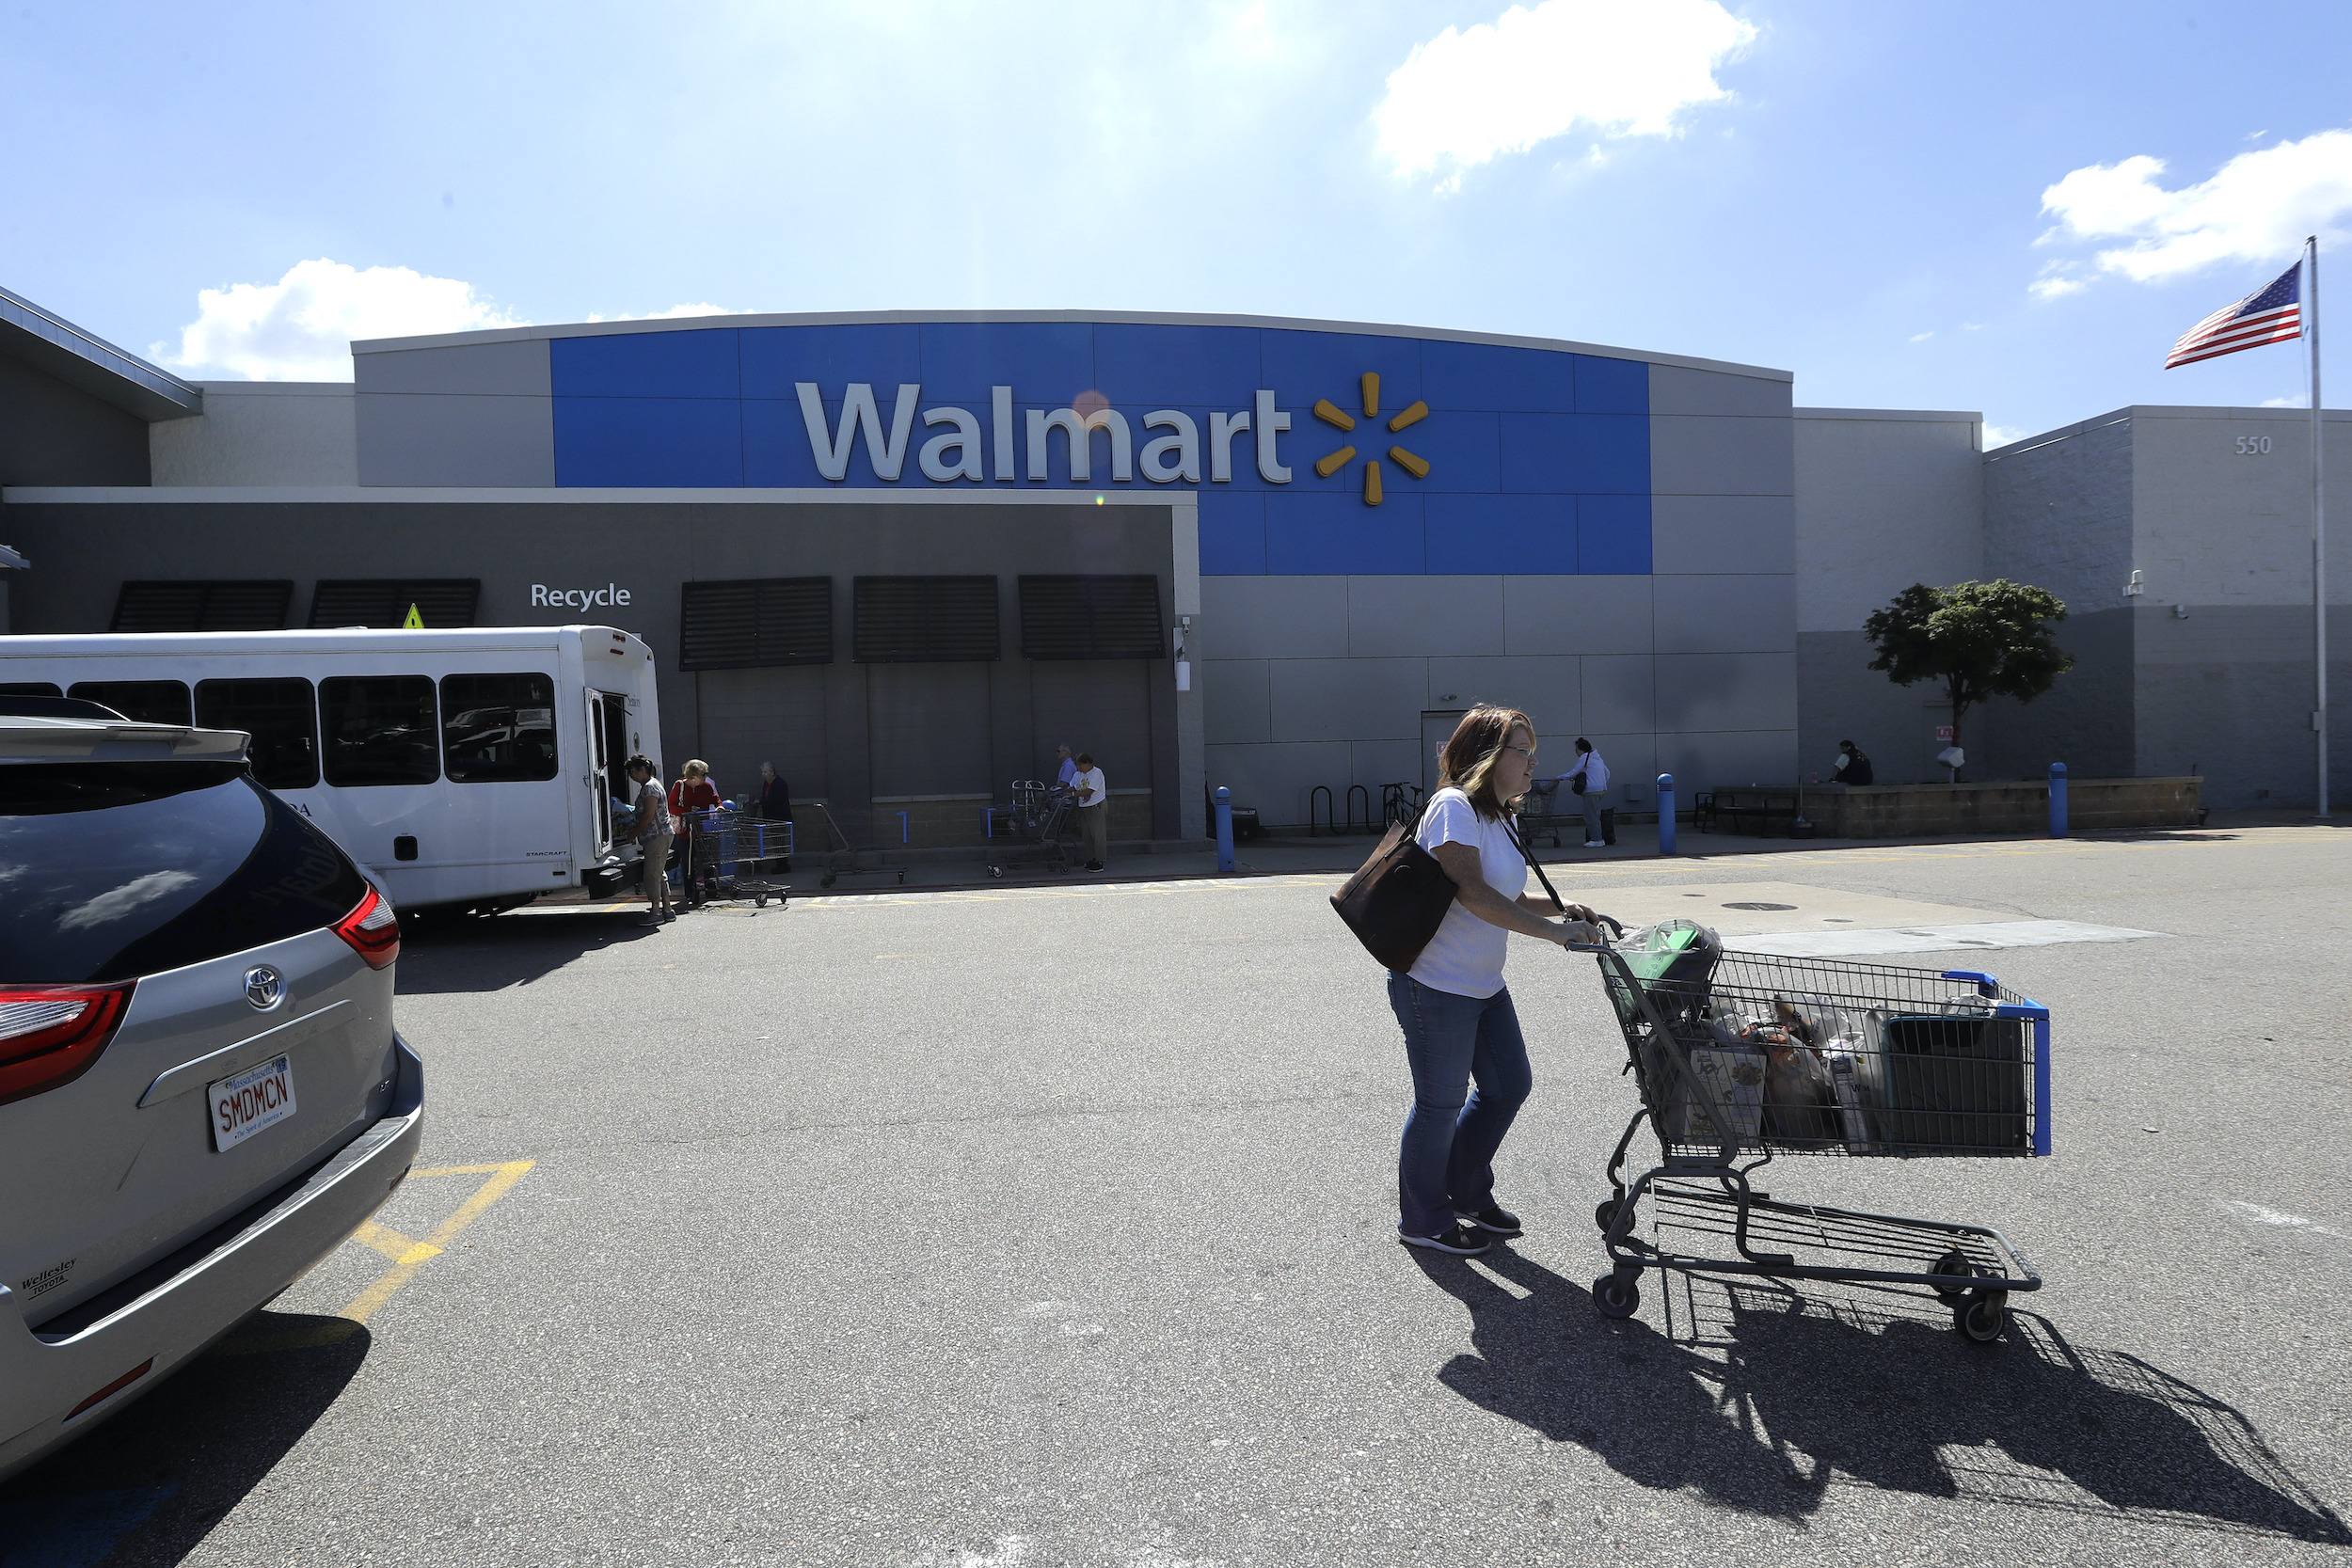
[1942,969,2001,997]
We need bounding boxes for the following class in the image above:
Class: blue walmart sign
[548,318,1651,578]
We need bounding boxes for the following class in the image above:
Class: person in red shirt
[668,760,723,906]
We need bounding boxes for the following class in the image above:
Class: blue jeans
[1387,973,1534,1238]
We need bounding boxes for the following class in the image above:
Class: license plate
[209,1054,297,1152]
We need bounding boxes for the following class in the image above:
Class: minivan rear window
[0,762,368,984]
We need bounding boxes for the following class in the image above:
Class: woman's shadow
[1412,1246,2349,1543]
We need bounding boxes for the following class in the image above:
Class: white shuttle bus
[0,626,661,912]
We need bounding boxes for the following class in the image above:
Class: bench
[1703,787,1802,836]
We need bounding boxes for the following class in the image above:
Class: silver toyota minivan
[0,713,424,1480]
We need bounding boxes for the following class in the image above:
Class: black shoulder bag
[1332,801,1597,972]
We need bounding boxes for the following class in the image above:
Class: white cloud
[157,259,524,380]
[1375,0,1756,189]
[1981,423,2028,451]
[2027,274,2088,302]
[2038,128,2352,286]
[1908,330,1934,342]
[585,303,752,323]
[2260,394,2304,407]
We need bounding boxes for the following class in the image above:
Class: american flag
[2165,261,2304,368]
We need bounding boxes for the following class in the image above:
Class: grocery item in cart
[1609,918,1722,1029]
[1676,1043,1767,1143]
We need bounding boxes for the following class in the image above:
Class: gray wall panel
[356,340,552,397]
[1650,414,1795,497]
[1653,576,1796,654]
[1201,658,1271,746]
[1797,629,1949,785]
[1200,575,1347,659]
[1203,740,1353,825]
[1648,365,1793,419]
[1268,657,1425,741]
[1660,729,1800,794]
[1345,577,1505,657]
[1794,411,1982,632]
[1424,656,1581,736]
[358,393,557,487]
[1581,655,1656,734]
[1656,652,1798,732]
[1501,576,1652,655]
[0,354,149,485]
[1652,495,1796,576]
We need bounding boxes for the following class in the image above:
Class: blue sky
[6,0,2349,441]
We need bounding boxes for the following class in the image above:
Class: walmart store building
[5,289,2348,834]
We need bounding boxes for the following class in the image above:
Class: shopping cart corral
[986,779,1076,879]
[1576,921,2048,1343]
[802,800,906,888]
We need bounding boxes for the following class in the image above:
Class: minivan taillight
[333,887,401,970]
[0,984,134,1107]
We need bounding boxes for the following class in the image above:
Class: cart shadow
[394,906,674,994]
[1415,1248,2350,1543]
[0,1312,369,1565]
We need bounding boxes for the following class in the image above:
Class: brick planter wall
[1806,776,2201,838]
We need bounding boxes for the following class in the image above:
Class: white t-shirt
[1406,786,1528,999]
[1574,750,1611,795]
[1073,767,1106,807]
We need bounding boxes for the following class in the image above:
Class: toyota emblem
[243,965,286,1011]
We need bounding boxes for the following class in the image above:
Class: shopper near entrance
[1053,742,1079,792]
[756,761,792,873]
[622,755,675,926]
[1391,706,1600,1257]
[669,760,723,905]
[1071,751,1108,870]
[1566,737,1610,848]
[1833,740,1875,785]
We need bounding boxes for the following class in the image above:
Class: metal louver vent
[110,580,294,632]
[853,577,999,663]
[679,578,834,671]
[309,578,482,628]
[1018,576,1165,660]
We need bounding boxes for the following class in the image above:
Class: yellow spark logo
[1311,372,1430,506]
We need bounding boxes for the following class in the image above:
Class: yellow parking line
[341,1160,534,1326]
[210,1159,535,1355]
[351,1219,438,1265]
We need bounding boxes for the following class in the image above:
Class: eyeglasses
[1503,744,1537,760]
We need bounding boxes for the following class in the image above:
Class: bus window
[67,680,194,725]
[196,677,321,789]
[441,673,559,783]
[0,683,64,698]
[320,675,439,786]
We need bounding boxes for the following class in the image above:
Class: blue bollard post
[1657,773,1677,856]
[1215,786,1235,874]
[2048,762,2068,837]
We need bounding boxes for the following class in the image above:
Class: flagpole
[2313,234,2329,817]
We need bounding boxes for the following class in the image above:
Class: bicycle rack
[1310,784,1335,836]
[1345,784,1373,834]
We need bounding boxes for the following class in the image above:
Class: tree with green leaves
[1863,579,2075,776]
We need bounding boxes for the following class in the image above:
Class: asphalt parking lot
[7,826,2352,1566]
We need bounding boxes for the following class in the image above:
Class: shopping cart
[803,800,906,888]
[669,807,790,908]
[985,779,1076,879]
[1578,922,2048,1343]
